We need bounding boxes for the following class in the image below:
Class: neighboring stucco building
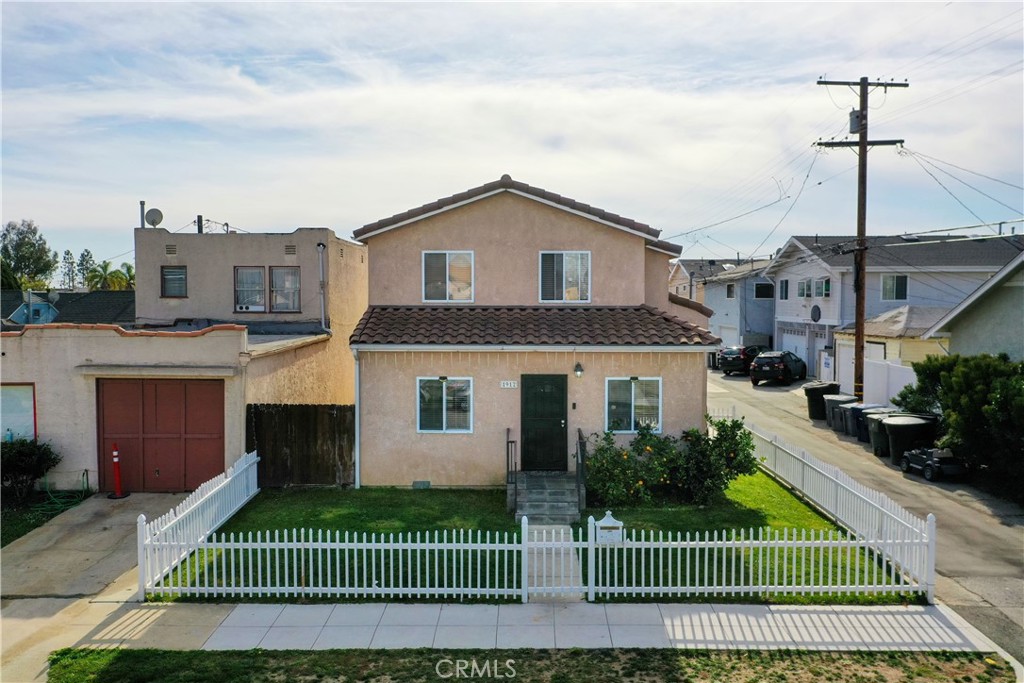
[0,227,368,492]
[667,259,727,303]
[349,175,719,488]
[922,251,1024,361]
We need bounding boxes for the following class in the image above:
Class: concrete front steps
[512,472,581,525]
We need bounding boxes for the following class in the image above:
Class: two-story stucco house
[348,175,719,489]
[702,260,774,349]
[762,234,1024,377]
[668,259,727,303]
[0,226,367,493]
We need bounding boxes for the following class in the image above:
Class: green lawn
[148,474,918,604]
[48,648,1015,683]
[1,491,86,547]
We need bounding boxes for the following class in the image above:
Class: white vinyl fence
[137,451,260,600]
[137,417,936,603]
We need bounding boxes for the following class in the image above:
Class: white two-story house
[761,234,1023,377]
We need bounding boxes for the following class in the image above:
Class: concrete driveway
[1,492,190,681]
[707,369,1024,664]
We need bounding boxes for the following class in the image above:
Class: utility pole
[816,76,908,400]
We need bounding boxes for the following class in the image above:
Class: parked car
[719,345,770,375]
[899,447,969,481]
[749,351,807,386]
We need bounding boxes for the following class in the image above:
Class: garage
[97,379,225,492]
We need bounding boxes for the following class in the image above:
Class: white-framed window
[234,267,266,311]
[423,252,474,302]
[881,274,908,301]
[270,266,300,312]
[161,266,187,298]
[417,377,473,433]
[797,279,811,298]
[778,279,789,300]
[1,384,36,440]
[754,282,774,299]
[540,251,591,302]
[814,277,831,298]
[605,377,662,433]
[725,283,736,299]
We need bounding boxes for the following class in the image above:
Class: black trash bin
[867,413,892,458]
[803,381,840,421]
[842,402,882,438]
[884,415,939,465]
[859,407,896,443]
[823,394,858,429]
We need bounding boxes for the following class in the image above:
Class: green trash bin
[884,415,939,465]
[823,394,857,430]
[859,407,896,443]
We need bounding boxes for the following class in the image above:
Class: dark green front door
[521,374,568,471]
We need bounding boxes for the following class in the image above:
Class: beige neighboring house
[667,259,727,303]
[349,175,719,488]
[0,227,367,493]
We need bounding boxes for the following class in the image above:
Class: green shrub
[585,417,757,508]
[1,438,61,503]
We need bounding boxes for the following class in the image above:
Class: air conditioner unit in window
[235,304,265,312]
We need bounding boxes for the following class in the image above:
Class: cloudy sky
[2,2,1022,271]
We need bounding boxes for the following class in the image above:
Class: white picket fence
[137,451,260,600]
[136,417,935,603]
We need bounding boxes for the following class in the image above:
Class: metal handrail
[575,428,588,513]
[506,427,518,513]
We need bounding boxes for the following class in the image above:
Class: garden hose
[31,470,90,515]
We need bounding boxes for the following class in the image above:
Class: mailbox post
[588,511,624,601]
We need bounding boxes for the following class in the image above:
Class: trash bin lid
[881,416,932,427]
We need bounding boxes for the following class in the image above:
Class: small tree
[1,439,62,502]
[677,416,758,506]
[86,261,127,291]
[1,220,58,286]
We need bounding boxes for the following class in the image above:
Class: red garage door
[97,379,225,492]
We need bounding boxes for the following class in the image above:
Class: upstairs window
[270,267,300,312]
[161,266,187,298]
[725,283,736,299]
[606,377,662,433]
[814,277,831,298]
[235,267,266,312]
[778,279,789,300]
[417,377,473,433]
[423,252,473,302]
[540,251,590,302]
[797,279,811,298]
[882,274,908,301]
[755,283,774,299]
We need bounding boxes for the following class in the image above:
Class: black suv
[749,351,807,386]
[899,448,969,481]
[719,345,770,376]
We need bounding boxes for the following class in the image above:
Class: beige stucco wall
[366,192,649,306]
[832,331,947,366]
[135,227,368,404]
[357,350,709,487]
[0,325,250,490]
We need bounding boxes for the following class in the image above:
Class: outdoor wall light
[574,362,584,378]
[438,376,448,383]
[630,376,639,383]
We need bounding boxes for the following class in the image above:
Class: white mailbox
[595,510,624,544]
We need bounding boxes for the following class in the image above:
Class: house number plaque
[499,380,518,389]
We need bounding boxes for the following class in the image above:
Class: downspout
[316,243,330,334]
[352,348,361,488]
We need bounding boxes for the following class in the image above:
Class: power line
[900,148,1024,191]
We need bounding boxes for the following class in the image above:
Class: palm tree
[119,262,135,290]
[86,261,127,291]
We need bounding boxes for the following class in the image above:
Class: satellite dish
[810,305,821,322]
[145,208,164,228]
[48,291,60,304]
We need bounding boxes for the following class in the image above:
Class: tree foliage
[60,250,77,289]
[1,220,58,285]
[86,260,128,291]
[896,353,1024,502]
[1,258,19,290]
[119,262,135,290]
[586,417,758,508]
[76,249,96,287]
[1,439,62,502]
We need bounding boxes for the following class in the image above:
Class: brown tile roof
[668,293,714,318]
[353,175,663,241]
[350,305,720,347]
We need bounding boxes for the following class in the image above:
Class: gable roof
[669,259,729,281]
[765,234,1023,276]
[1,289,24,318]
[353,174,663,243]
[922,250,1024,339]
[835,305,951,338]
[703,260,773,283]
[51,291,136,324]
[350,305,720,348]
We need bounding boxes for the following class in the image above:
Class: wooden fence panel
[246,404,355,487]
